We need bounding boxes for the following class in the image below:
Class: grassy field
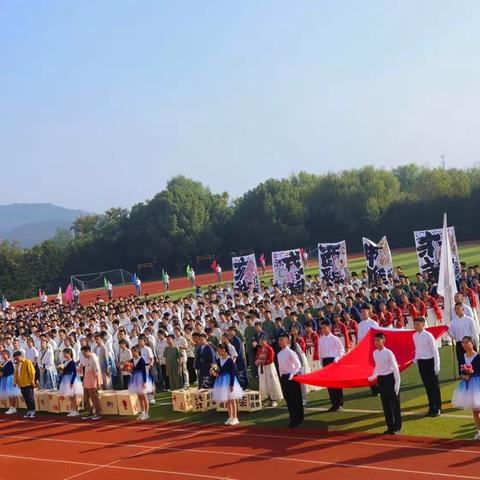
[147,346,475,440]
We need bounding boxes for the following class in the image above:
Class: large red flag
[294,326,448,389]
[210,259,218,272]
[65,283,74,302]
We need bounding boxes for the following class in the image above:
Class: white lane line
[2,418,479,456]
[0,453,232,479]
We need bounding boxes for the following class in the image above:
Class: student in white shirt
[368,332,402,435]
[449,302,479,373]
[277,334,303,427]
[358,306,380,396]
[319,321,345,411]
[413,317,441,416]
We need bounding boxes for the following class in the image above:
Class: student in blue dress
[452,336,480,440]
[58,348,84,417]
[128,345,153,421]
[0,350,20,415]
[211,343,244,426]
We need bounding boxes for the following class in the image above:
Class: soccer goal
[71,268,134,291]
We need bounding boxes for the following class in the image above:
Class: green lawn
[147,346,476,440]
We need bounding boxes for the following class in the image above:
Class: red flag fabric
[294,326,448,389]
[210,259,218,272]
[65,283,74,302]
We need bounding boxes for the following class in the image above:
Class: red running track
[0,417,479,480]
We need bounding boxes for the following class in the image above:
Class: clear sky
[1,1,480,212]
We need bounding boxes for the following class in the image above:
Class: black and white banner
[414,227,460,280]
[272,249,305,291]
[362,236,394,283]
[232,253,260,291]
[318,241,349,282]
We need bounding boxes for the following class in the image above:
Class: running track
[0,418,479,479]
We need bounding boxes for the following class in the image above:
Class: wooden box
[191,389,216,413]
[0,397,10,409]
[99,391,119,415]
[47,390,60,413]
[58,394,84,413]
[116,390,141,416]
[171,388,195,413]
[35,389,51,412]
[238,390,262,412]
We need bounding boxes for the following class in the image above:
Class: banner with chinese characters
[414,227,460,280]
[232,253,260,291]
[272,249,305,291]
[362,236,393,283]
[318,241,349,282]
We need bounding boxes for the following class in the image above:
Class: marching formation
[0,265,479,436]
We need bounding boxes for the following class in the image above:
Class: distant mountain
[0,203,89,247]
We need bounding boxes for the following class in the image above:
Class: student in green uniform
[163,334,183,391]
[243,315,257,378]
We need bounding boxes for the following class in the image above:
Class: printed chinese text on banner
[318,241,349,282]
[272,249,305,292]
[414,226,460,280]
[362,236,393,283]
[232,253,260,291]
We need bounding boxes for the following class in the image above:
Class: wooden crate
[47,390,60,413]
[116,390,141,416]
[58,394,84,413]
[171,388,195,413]
[191,389,216,413]
[99,391,119,415]
[35,389,51,412]
[238,390,262,412]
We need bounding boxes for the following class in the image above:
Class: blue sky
[1,1,480,212]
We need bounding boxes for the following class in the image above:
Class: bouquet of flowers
[461,364,474,380]
[57,364,64,374]
[209,363,220,377]
[122,362,133,374]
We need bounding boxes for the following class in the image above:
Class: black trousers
[456,341,466,375]
[322,357,343,409]
[161,364,170,390]
[378,373,402,432]
[20,385,35,411]
[280,374,304,426]
[418,358,441,412]
[187,357,197,383]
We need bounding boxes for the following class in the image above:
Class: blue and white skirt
[40,367,58,390]
[452,376,480,410]
[212,373,244,403]
[58,374,84,397]
[128,371,154,395]
[0,375,20,399]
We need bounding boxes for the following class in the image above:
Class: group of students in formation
[0,264,480,434]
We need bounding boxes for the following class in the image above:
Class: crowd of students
[0,265,479,435]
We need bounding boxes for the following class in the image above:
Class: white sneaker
[5,407,17,415]
[149,399,156,405]
[230,418,239,426]
[141,413,149,420]
[224,418,232,425]
[474,432,480,440]
[271,401,278,408]
[137,412,145,420]
[68,411,80,417]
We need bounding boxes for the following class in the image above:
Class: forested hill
[0,203,88,247]
[1,165,480,300]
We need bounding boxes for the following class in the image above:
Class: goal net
[71,268,134,291]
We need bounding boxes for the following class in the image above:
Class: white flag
[56,287,63,305]
[437,213,457,326]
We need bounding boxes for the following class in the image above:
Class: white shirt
[358,319,378,342]
[140,346,154,365]
[319,334,344,360]
[277,347,302,379]
[369,348,401,393]
[413,330,440,373]
[449,314,478,343]
[39,348,55,368]
[25,346,38,363]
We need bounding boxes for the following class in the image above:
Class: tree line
[1,164,479,300]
